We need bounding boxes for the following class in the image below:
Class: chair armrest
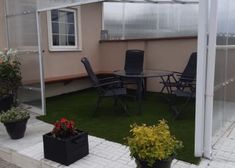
[98,76,117,82]
[180,76,196,81]
[173,71,183,75]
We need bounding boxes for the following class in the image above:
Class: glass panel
[37,0,101,11]
[6,0,43,114]
[102,2,198,40]
[103,2,124,39]
[68,35,75,45]
[7,13,38,49]
[224,0,235,124]
[213,0,235,136]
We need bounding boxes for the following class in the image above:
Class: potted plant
[126,120,183,168]
[0,48,22,112]
[43,118,89,166]
[0,106,30,139]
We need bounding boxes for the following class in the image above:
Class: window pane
[59,35,67,45]
[51,10,58,22]
[67,12,75,23]
[52,35,59,46]
[58,23,68,35]
[59,10,68,23]
[68,24,75,35]
[68,35,75,46]
[52,22,59,34]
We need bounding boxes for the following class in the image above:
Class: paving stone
[1,112,235,168]
[0,158,20,168]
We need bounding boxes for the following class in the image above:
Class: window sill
[48,48,82,52]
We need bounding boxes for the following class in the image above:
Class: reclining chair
[81,57,128,115]
[160,52,197,119]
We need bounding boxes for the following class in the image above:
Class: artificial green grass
[37,89,200,164]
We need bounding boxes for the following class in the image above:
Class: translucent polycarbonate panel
[36,0,198,10]
[213,0,235,135]
[5,0,43,113]
[102,2,198,40]
[124,3,157,39]
[6,0,37,16]
[103,2,123,39]
[6,13,38,49]
[37,0,103,11]
[213,48,226,135]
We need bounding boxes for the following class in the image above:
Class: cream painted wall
[40,2,102,79]
[100,39,197,91]
[0,0,7,49]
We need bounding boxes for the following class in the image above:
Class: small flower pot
[0,95,13,113]
[43,130,89,166]
[4,117,29,139]
[136,156,173,168]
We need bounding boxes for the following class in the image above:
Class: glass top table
[113,69,173,114]
[113,69,172,78]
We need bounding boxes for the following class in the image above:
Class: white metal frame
[204,0,218,158]
[36,11,46,115]
[194,0,209,157]
[195,0,219,159]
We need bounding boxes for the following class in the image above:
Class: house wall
[40,2,102,80]
[99,38,197,92]
[0,0,7,49]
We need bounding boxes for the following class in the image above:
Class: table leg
[137,78,143,114]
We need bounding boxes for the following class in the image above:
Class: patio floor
[0,112,235,168]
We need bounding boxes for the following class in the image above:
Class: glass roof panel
[37,0,103,11]
[37,0,198,11]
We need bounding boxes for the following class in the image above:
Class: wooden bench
[22,71,114,85]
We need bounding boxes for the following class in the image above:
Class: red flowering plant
[52,118,78,138]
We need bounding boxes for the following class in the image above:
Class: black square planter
[43,130,89,166]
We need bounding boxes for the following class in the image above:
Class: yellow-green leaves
[126,120,183,166]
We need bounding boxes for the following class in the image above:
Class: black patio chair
[121,50,145,99]
[160,52,197,119]
[81,57,128,115]
[161,52,197,94]
[124,50,144,75]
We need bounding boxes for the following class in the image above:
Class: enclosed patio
[1,0,235,167]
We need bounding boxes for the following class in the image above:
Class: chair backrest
[81,57,99,86]
[124,50,144,74]
[180,52,197,82]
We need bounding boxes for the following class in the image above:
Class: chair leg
[94,96,102,116]
[117,96,129,116]
[113,96,118,106]
[171,95,193,119]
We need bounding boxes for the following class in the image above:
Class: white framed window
[47,8,81,51]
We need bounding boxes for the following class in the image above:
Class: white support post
[195,0,209,157]
[204,0,218,159]
[36,11,46,115]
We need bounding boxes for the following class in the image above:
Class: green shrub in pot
[0,106,30,139]
[126,120,183,168]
